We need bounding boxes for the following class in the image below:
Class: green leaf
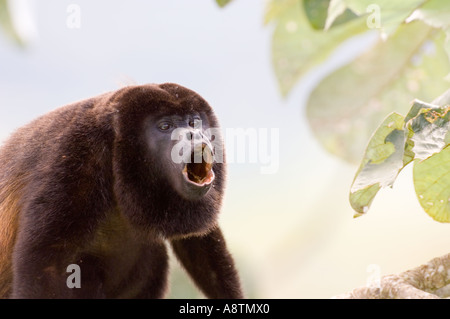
[325,0,358,30]
[407,0,450,67]
[303,0,330,30]
[307,21,450,163]
[349,184,380,218]
[344,0,426,37]
[265,0,293,25]
[0,0,24,47]
[215,0,234,8]
[407,0,450,30]
[325,0,346,30]
[304,0,357,30]
[406,100,450,224]
[413,146,450,223]
[350,96,450,221]
[270,0,367,96]
[406,101,450,160]
[349,112,406,217]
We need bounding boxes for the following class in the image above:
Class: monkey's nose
[186,129,202,141]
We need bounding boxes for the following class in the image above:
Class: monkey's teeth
[203,144,214,164]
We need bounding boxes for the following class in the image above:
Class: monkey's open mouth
[183,144,215,186]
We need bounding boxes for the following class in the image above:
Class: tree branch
[334,253,450,299]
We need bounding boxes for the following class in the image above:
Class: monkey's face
[145,113,218,201]
[112,84,225,237]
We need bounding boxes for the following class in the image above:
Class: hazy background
[1,0,450,298]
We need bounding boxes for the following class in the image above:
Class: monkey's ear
[170,227,243,299]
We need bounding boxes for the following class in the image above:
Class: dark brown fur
[0,83,242,298]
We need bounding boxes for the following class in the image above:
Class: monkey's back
[0,93,114,297]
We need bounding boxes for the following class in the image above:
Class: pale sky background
[1,0,450,298]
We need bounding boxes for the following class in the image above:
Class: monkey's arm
[170,227,243,299]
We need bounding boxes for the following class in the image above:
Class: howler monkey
[0,83,243,299]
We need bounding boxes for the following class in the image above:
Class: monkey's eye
[189,118,201,129]
[158,122,173,131]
